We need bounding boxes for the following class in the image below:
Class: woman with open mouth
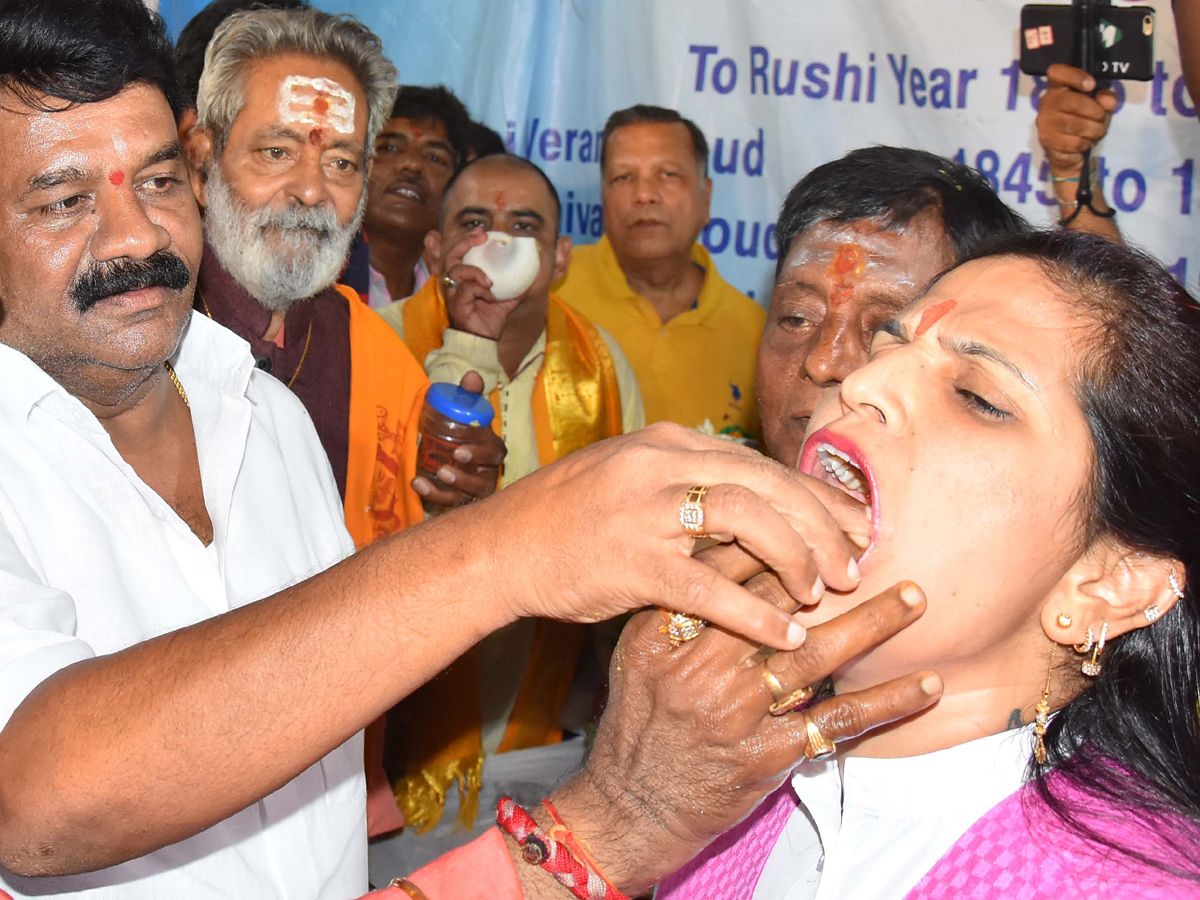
[641,229,1200,898]
[473,228,1200,900]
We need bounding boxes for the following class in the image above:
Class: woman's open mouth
[799,428,879,555]
[815,443,870,504]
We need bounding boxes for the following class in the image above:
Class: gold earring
[1034,644,1056,764]
[1056,613,1072,628]
[1081,621,1108,677]
[1073,625,1094,655]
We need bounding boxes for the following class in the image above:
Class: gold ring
[769,685,815,717]
[760,661,814,715]
[760,665,788,703]
[803,718,837,760]
[441,273,457,291]
[658,608,706,648]
[679,485,710,538]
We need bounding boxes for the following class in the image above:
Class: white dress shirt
[0,313,366,900]
[753,726,1037,900]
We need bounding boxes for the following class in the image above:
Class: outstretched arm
[0,424,867,878]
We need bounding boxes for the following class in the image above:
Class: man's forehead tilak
[777,222,936,294]
[277,75,356,139]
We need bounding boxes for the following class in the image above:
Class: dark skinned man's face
[757,211,955,467]
[364,116,456,244]
[0,82,201,385]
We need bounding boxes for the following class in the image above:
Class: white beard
[203,164,365,312]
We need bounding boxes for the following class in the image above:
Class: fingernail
[847,557,861,581]
[811,576,825,601]
[920,674,943,695]
[847,532,871,549]
[412,478,431,496]
[453,447,474,463]
[436,466,457,485]
[1083,76,1095,91]
[900,583,923,607]
[787,620,806,646]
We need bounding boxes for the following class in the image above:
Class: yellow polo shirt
[556,235,764,441]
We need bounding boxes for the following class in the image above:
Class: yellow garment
[388,278,622,833]
[556,234,765,441]
[379,301,644,488]
[338,284,428,549]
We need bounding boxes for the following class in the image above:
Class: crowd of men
[0,0,1164,896]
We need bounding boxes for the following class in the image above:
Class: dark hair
[465,120,507,162]
[0,0,181,118]
[969,230,1200,880]
[387,84,472,169]
[440,153,562,233]
[775,146,1028,280]
[173,0,309,112]
[599,104,709,176]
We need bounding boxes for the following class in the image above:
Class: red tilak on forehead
[494,191,506,207]
[309,127,323,146]
[411,125,424,138]
[829,243,866,305]
[109,171,125,187]
[916,298,957,336]
[312,96,330,116]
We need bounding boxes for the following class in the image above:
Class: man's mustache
[70,251,191,313]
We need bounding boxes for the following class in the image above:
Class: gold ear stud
[1056,613,1073,628]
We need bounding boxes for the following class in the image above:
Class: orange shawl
[388,279,621,832]
[339,283,428,549]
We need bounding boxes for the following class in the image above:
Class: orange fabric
[337,284,428,838]
[390,281,620,833]
[340,283,429,551]
[402,279,622,466]
[406,828,523,900]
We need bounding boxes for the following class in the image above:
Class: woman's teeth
[817,444,869,497]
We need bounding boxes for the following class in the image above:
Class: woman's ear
[1040,540,1183,644]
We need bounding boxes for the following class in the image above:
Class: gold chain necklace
[198,289,313,389]
[164,361,190,408]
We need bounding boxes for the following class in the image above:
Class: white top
[753,726,1036,900]
[0,313,366,900]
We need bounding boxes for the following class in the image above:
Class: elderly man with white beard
[187,8,504,543]
[185,7,507,836]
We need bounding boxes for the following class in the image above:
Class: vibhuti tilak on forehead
[277,75,355,135]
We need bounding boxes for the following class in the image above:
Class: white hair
[196,7,398,156]
[203,163,364,311]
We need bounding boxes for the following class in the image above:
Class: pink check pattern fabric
[656,783,798,900]
[657,774,1198,899]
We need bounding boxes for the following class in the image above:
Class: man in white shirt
[0,2,867,896]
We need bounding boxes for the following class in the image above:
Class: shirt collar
[0,310,257,429]
[595,233,724,322]
[172,310,257,401]
[792,725,1036,825]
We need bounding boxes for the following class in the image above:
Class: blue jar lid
[425,382,495,426]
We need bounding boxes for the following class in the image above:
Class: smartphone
[1019,4,1155,81]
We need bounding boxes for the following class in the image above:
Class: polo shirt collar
[596,233,723,325]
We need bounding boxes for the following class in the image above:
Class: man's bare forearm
[0,506,518,877]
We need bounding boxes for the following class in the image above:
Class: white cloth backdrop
[294,0,1200,299]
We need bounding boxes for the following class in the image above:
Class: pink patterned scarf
[658,773,1198,899]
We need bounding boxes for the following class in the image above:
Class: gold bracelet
[390,878,431,900]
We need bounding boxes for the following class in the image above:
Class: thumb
[459,370,485,394]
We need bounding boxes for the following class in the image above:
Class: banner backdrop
[164,0,1200,299]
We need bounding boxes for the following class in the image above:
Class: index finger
[444,230,489,272]
[1046,63,1096,92]
[678,447,867,592]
